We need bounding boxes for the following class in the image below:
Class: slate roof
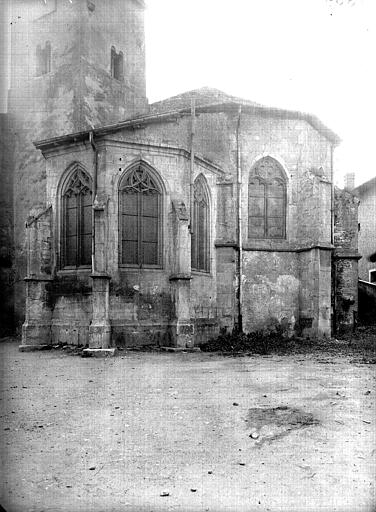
[150,87,264,113]
[34,87,341,150]
[149,86,340,144]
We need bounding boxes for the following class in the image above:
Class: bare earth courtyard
[0,340,375,512]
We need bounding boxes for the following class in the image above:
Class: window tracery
[61,167,92,268]
[248,157,286,239]
[119,164,162,267]
[191,175,210,272]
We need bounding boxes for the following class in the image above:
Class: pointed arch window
[119,164,162,267]
[111,46,124,81]
[61,167,92,268]
[191,176,210,272]
[248,157,286,239]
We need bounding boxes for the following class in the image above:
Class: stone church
[0,0,359,352]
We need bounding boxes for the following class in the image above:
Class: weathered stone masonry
[7,0,147,326]
[333,188,360,333]
[20,97,351,350]
[0,115,14,334]
[0,0,360,348]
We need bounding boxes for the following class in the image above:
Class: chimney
[344,172,355,191]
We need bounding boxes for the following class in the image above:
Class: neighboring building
[353,177,376,283]
[352,176,376,325]
[0,0,359,350]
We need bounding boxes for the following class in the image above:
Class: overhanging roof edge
[34,102,340,151]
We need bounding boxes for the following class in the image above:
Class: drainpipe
[330,143,336,334]
[189,99,196,234]
[330,144,334,246]
[236,105,243,332]
[26,221,31,277]
[89,131,98,274]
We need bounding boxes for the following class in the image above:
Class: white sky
[1,0,375,187]
[145,0,376,187]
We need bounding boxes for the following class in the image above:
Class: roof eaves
[34,101,341,151]
[33,110,191,151]
[249,106,341,145]
[195,102,341,145]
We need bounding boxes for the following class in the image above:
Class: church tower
[9,0,147,132]
[7,0,148,324]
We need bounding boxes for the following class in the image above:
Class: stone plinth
[20,277,53,351]
[88,274,112,349]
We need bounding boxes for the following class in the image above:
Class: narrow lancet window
[191,175,210,272]
[111,46,124,81]
[61,167,92,268]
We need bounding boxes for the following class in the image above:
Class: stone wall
[333,187,360,333]
[8,0,148,326]
[215,246,237,331]
[27,103,338,346]
[0,114,14,334]
[50,274,93,346]
[242,251,299,334]
[107,110,333,339]
[4,2,350,344]
[38,134,221,346]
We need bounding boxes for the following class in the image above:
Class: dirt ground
[0,340,375,512]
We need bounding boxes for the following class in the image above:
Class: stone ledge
[160,346,201,353]
[24,276,54,282]
[19,344,52,352]
[169,273,192,281]
[334,252,362,260]
[82,348,117,358]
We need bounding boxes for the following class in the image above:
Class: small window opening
[36,41,51,76]
[111,46,124,81]
[370,269,376,284]
[191,175,210,272]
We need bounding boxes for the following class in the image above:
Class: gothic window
[191,175,209,272]
[111,46,124,81]
[36,41,51,76]
[248,157,286,239]
[61,167,92,268]
[119,164,162,267]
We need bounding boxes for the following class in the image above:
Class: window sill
[247,237,286,241]
[57,267,92,276]
[110,76,124,83]
[119,266,163,271]
[191,269,212,277]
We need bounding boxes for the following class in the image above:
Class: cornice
[102,138,224,175]
[40,136,224,176]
